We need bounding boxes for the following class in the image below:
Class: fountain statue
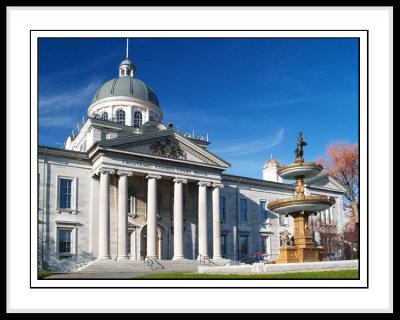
[267,132,335,263]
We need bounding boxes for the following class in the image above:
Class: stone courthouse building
[38,55,347,270]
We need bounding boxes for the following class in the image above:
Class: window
[261,236,270,255]
[133,111,143,128]
[59,178,72,209]
[58,229,72,254]
[116,109,125,124]
[240,235,249,256]
[259,200,267,222]
[240,199,247,222]
[220,196,226,221]
[221,234,227,257]
[101,112,108,121]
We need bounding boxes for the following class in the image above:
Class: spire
[126,38,129,60]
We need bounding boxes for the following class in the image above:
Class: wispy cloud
[39,49,120,86]
[39,116,77,128]
[211,128,284,156]
[39,80,101,112]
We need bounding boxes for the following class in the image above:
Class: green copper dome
[91,76,160,107]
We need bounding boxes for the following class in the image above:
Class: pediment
[98,131,230,168]
[306,174,346,192]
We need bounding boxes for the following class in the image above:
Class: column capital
[173,177,187,184]
[198,181,211,187]
[212,182,224,189]
[117,170,133,177]
[146,174,161,180]
[99,168,116,175]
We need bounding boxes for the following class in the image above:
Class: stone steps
[77,258,229,273]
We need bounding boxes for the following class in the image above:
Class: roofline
[305,185,346,195]
[305,173,348,192]
[38,145,89,161]
[222,174,293,190]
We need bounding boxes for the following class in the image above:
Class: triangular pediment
[306,174,347,192]
[97,130,230,169]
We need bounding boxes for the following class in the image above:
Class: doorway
[140,224,165,259]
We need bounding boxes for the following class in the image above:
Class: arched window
[101,112,108,121]
[116,109,125,124]
[133,111,142,128]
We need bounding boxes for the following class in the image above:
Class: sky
[38,38,359,179]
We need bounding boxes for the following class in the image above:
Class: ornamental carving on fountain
[150,138,186,160]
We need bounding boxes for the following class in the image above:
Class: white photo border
[7,7,392,312]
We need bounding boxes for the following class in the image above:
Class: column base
[212,255,224,260]
[117,255,129,260]
[172,255,186,260]
[97,255,111,260]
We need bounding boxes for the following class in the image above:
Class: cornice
[100,150,222,174]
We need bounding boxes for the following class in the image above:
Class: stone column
[146,174,161,258]
[212,183,224,260]
[117,170,133,260]
[198,181,211,259]
[173,178,187,260]
[98,168,115,259]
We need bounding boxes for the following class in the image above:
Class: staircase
[75,258,228,274]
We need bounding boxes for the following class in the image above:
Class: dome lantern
[119,59,136,77]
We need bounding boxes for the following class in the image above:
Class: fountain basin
[267,195,335,215]
[278,162,323,180]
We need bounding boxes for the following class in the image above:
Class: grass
[133,269,358,279]
[38,271,53,279]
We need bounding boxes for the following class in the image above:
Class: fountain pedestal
[276,247,323,264]
[267,133,335,264]
[276,212,323,263]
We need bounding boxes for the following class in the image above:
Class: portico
[90,125,230,261]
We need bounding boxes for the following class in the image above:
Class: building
[38,54,347,270]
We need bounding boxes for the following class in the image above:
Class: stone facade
[38,144,346,271]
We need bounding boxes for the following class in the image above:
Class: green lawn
[134,269,358,279]
[38,271,53,279]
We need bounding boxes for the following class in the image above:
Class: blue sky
[38,38,359,179]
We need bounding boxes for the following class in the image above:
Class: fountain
[267,132,335,263]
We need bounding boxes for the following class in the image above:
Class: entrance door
[140,225,164,259]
